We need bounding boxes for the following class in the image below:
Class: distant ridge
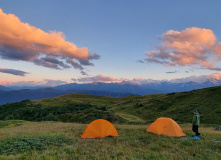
[0,88,133,105]
[53,80,221,94]
[54,82,161,94]
[0,85,11,91]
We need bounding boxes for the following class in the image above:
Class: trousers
[192,125,200,136]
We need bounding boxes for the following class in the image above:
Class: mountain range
[0,79,221,105]
[54,79,221,94]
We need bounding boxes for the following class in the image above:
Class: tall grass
[0,120,24,128]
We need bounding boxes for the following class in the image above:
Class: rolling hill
[0,85,221,124]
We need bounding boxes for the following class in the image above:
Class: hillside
[0,86,221,124]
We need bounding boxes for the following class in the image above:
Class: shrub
[215,126,221,130]
[0,135,73,155]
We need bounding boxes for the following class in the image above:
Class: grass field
[0,120,220,160]
[0,86,221,159]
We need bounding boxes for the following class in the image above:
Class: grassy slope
[0,121,220,160]
[34,86,221,124]
[0,87,220,159]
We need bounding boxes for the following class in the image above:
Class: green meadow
[0,120,220,160]
[0,86,221,159]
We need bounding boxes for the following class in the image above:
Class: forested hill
[0,85,221,124]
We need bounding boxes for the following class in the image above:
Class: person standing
[192,109,200,136]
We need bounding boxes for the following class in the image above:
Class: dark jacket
[193,112,200,126]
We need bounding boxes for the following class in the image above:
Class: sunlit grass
[0,120,24,128]
[116,113,146,123]
[0,121,220,159]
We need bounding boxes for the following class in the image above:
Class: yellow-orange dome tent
[81,119,119,139]
[147,117,186,137]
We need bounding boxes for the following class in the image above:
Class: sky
[1,0,221,87]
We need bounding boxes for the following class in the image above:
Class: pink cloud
[0,80,14,86]
[0,9,99,74]
[144,27,221,70]
[214,43,221,56]
[0,79,67,87]
[0,80,41,87]
[207,72,221,80]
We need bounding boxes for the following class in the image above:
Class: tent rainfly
[147,117,186,137]
[81,119,119,139]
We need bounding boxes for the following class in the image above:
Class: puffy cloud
[207,72,221,80]
[143,27,221,70]
[170,72,221,83]
[0,68,29,76]
[0,9,99,74]
[73,74,119,83]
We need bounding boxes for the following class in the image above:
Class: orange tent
[81,119,119,139]
[147,117,186,137]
